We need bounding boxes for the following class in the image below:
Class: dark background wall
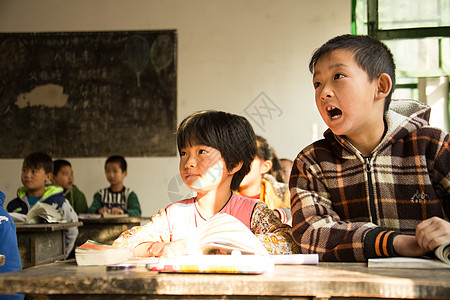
[0,30,177,158]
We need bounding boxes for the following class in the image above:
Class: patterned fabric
[290,99,450,262]
[88,187,141,216]
[251,202,298,255]
[113,193,297,255]
[261,174,291,224]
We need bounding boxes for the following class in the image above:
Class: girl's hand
[416,217,450,252]
[160,239,187,257]
[133,240,187,257]
[133,242,158,257]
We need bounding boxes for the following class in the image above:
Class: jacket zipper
[364,156,377,223]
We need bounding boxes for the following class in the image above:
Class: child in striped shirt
[88,155,141,217]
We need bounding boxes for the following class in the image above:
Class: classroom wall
[0,0,351,216]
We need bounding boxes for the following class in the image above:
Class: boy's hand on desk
[98,207,111,215]
[415,217,450,252]
[393,235,429,257]
[393,217,450,257]
[111,207,124,215]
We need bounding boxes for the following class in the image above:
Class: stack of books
[75,240,131,266]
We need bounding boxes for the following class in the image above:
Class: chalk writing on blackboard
[0,30,177,158]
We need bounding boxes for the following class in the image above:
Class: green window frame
[352,0,450,127]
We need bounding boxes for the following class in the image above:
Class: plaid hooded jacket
[290,99,450,261]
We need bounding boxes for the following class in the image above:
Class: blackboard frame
[0,30,177,158]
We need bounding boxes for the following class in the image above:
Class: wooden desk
[75,216,150,246]
[0,260,449,299]
[15,222,82,268]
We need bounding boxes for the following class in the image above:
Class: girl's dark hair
[309,34,396,112]
[53,159,71,176]
[106,155,127,172]
[177,110,256,191]
[23,152,53,174]
[255,135,284,183]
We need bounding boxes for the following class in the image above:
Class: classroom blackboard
[0,30,177,158]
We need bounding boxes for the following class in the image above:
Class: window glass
[354,0,368,35]
[379,0,450,30]
[392,77,419,100]
[384,38,446,76]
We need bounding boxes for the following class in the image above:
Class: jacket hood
[385,99,430,136]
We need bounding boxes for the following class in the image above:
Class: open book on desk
[79,214,319,271]
[368,241,450,269]
[186,213,318,262]
[145,214,317,274]
[186,213,269,255]
[9,202,66,224]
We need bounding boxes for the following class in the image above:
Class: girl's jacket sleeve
[251,202,298,255]
[112,209,170,248]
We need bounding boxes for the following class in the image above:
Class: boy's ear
[375,73,392,100]
[229,161,243,175]
[45,172,52,182]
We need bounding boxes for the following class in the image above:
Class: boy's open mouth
[327,106,342,120]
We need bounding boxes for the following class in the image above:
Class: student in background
[0,190,24,300]
[237,135,291,224]
[51,159,88,214]
[113,110,297,256]
[290,34,450,262]
[6,152,78,258]
[280,158,293,184]
[88,155,141,217]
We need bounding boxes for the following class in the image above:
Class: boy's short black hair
[309,34,396,112]
[53,159,71,176]
[23,152,53,174]
[177,110,256,191]
[105,155,127,172]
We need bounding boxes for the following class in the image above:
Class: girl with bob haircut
[113,110,297,256]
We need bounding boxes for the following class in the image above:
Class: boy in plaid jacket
[290,34,450,261]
